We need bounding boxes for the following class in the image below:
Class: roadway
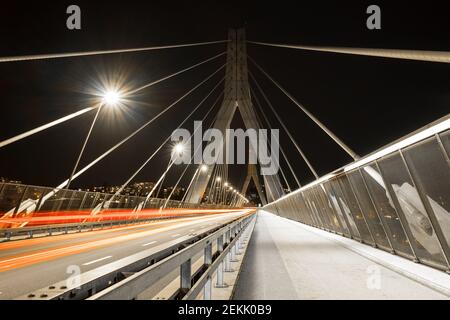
[0,209,251,299]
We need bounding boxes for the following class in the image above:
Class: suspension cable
[179,94,225,205]
[235,89,286,200]
[0,40,229,63]
[248,56,359,160]
[110,79,225,200]
[0,106,96,148]
[127,52,225,95]
[54,64,225,189]
[250,89,296,190]
[163,107,220,209]
[237,90,292,192]
[145,89,223,207]
[247,41,450,64]
[0,52,225,149]
[249,72,319,179]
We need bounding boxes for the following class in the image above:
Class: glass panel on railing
[347,170,391,250]
[128,196,138,209]
[93,193,107,208]
[402,136,450,262]
[338,175,374,245]
[361,163,414,257]
[81,192,97,209]
[440,130,450,157]
[13,186,46,217]
[65,191,83,211]
[330,179,361,239]
[323,182,350,236]
[289,196,302,222]
[315,185,343,233]
[312,186,338,232]
[38,189,66,213]
[303,190,325,229]
[378,151,447,267]
[0,184,27,216]
[296,192,312,225]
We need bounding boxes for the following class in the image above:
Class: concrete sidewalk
[233,211,449,300]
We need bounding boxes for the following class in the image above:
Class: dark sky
[0,1,450,192]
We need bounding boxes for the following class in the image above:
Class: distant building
[80,181,186,199]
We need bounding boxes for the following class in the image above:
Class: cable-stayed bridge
[0,28,450,300]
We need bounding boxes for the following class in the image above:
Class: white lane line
[82,256,112,266]
[142,241,158,247]
[171,234,181,238]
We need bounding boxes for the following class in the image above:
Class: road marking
[82,256,112,266]
[171,234,181,238]
[142,241,157,247]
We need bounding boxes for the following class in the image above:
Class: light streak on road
[0,208,246,228]
[0,210,254,272]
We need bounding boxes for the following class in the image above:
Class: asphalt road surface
[0,210,251,299]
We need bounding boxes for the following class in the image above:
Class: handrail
[269,113,450,205]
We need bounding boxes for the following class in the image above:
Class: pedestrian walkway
[233,211,450,300]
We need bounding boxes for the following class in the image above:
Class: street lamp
[173,143,185,156]
[102,90,121,106]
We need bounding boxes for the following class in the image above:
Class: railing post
[204,243,212,266]
[215,261,228,288]
[224,251,234,272]
[203,276,212,300]
[236,235,243,255]
[217,234,224,252]
[180,259,191,294]
[230,242,239,262]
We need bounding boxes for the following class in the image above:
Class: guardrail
[19,212,255,300]
[265,114,450,272]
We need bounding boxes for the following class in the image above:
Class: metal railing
[265,115,450,272]
[19,213,255,300]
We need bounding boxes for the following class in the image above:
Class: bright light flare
[201,165,208,172]
[102,90,121,106]
[174,143,184,154]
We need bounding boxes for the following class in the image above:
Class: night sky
[0,1,450,192]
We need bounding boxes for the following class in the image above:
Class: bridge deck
[233,211,449,300]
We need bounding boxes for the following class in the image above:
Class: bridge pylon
[184,28,284,205]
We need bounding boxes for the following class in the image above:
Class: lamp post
[162,143,186,210]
